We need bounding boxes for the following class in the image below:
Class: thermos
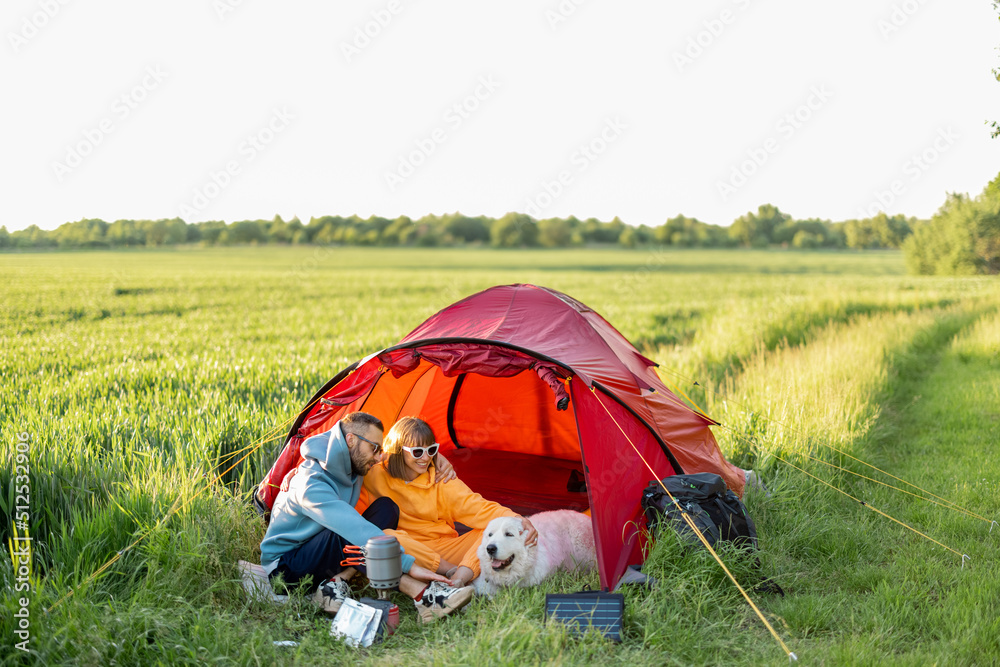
[365,535,402,590]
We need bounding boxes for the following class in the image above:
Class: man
[260,411,474,623]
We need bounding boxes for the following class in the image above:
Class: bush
[792,230,822,249]
[903,176,1000,275]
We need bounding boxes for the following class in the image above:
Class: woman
[359,416,537,587]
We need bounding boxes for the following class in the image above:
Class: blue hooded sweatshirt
[259,421,415,574]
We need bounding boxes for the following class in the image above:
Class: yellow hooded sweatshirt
[358,462,518,575]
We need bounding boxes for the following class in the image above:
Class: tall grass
[707,305,972,465]
[2,248,999,665]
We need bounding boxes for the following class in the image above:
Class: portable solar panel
[544,590,624,642]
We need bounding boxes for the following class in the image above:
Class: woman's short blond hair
[383,416,439,480]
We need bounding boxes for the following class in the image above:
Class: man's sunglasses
[352,433,383,455]
[402,443,440,459]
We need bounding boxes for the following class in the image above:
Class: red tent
[255,284,745,589]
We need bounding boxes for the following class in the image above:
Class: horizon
[0,203,947,235]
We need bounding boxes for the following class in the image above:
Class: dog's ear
[498,519,521,539]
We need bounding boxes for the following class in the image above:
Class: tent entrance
[354,359,588,515]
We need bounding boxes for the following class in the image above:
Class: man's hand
[407,564,451,584]
[520,517,538,548]
[434,453,457,484]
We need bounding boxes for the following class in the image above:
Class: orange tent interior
[315,359,590,515]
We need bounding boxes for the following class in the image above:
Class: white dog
[474,510,597,595]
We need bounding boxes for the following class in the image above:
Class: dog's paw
[473,576,495,597]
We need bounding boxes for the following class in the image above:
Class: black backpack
[641,472,758,552]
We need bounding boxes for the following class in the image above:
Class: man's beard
[349,448,373,477]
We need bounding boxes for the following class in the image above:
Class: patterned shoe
[414,581,475,624]
[311,578,353,615]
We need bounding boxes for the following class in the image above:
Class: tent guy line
[767,450,968,564]
[806,455,994,525]
[589,385,797,663]
[43,393,321,615]
[656,365,993,527]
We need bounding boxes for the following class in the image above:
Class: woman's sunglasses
[402,443,440,459]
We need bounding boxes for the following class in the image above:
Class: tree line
[3,171,997,275]
[0,207,918,252]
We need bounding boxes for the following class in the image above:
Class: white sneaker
[311,578,352,615]
[414,581,475,624]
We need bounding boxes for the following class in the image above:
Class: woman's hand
[434,453,457,484]
[407,564,451,584]
[520,517,538,547]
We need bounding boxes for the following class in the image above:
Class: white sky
[2,0,997,232]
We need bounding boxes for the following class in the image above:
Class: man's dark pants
[269,497,399,590]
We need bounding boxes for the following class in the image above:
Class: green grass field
[2,247,999,666]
